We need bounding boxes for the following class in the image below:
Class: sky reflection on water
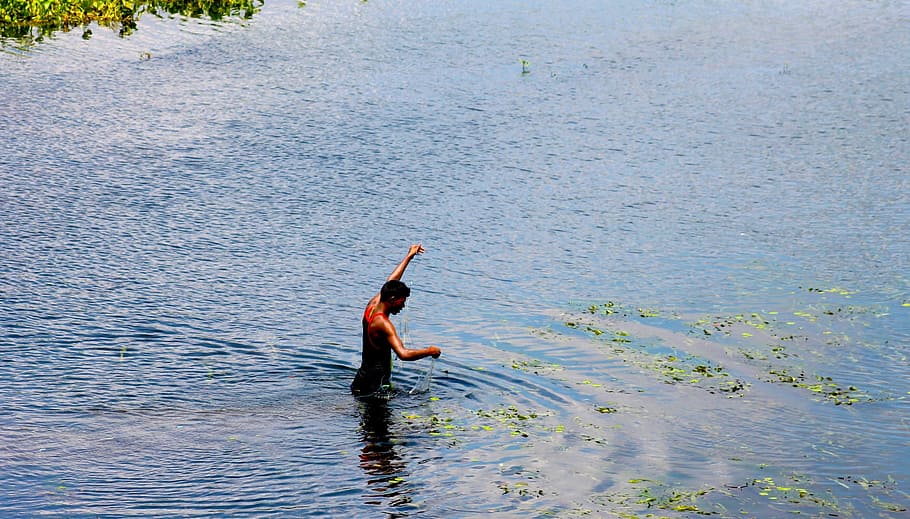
[2,0,909,517]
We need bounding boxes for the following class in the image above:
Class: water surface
[2,0,909,516]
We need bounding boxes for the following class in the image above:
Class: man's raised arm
[387,244,425,281]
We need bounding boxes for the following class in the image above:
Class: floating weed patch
[612,330,632,343]
[691,312,780,338]
[573,416,618,446]
[566,316,746,396]
[635,486,713,513]
[683,287,896,405]
[724,472,908,517]
[497,479,545,498]
[739,343,795,362]
[577,379,637,396]
[638,309,660,318]
[495,465,548,501]
[567,293,892,404]
[804,286,857,296]
[724,473,846,515]
[473,405,553,439]
[594,478,717,516]
[566,321,631,344]
[586,301,622,316]
[873,496,908,513]
[651,354,745,394]
[688,287,885,344]
[734,475,823,506]
[511,358,563,375]
[585,301,673,320]
[400,408,466,444]
[593,470,907,518]
[766,369,870,405]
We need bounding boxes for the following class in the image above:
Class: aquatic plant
[497,480,545,498]
[510,358,563,375]
[586,300,670,320]
[0,0,261,42]
[565,318,746,396]
[685,287,892,405]
[568,286,903,405]
[475,404,551,438]
[592,470,908,518]
[400,409,462,440]
[766,368,869,405]
[594,478,717,516]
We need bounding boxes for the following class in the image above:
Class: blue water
[2,0,909,516]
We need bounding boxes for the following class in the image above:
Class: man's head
[380,280,411,314]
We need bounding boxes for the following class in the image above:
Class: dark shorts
[351,366,392,399]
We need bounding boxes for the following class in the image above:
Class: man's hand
[408,244,425,257]
[428,346,441,359]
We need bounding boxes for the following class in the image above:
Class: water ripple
[2,0,909,516]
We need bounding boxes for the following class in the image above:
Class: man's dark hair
[380,280,411,301]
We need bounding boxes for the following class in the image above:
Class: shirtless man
[351,244,441,398]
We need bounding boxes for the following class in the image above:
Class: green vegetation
[564,286,900,405]
[564,319,746,396]
[0,0,261,42]
[510,358,563,375]
[475,404,551,438]
[398,403,560,444]
[766,368,868,405]
[593,471,907,518]
[586,300,668,320]
[685,287,888,405]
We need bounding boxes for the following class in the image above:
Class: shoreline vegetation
[0,0,262,42]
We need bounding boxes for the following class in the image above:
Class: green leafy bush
[0,0,261,41]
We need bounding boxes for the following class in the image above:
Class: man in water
[351,244,441,398]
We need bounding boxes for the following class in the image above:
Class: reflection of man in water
[351,244,441,398]
[358,400,402,477]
